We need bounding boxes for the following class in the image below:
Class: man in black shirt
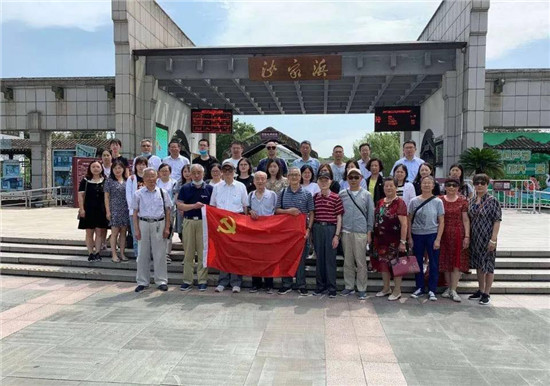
[192,138,219,180]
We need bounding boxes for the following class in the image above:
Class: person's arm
[133,212,141,240]
[488,221,501,252]
[462,211,471,249]
[434,215,444,250]
[241,186,248,215]
[125,176,134,209]
[332,214,342,249]
[78,191,86,217]
[163,206,171,238]
[398,215,408,253]
[366,194,375,244]
[305,212,314,239]
[104,192,111,221]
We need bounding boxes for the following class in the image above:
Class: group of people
[78,136,502,305]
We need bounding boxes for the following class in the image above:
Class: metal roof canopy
[135,42,466,115]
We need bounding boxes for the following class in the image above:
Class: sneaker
[299,288,310,296]
[441,288,451,298]
[313,289,326,296]
[450,290,462,302]
[468,290,483,300]
[428,291,437,301]
[328,291,337,298]
[278,287,292,295]
[340,289,355,297]
[180,283,192,291]
[88,253,95,262]
[357,291,367,300]
[232,286,241,293]
[388,293,402,301]
[134,285,148,293]
[249,286,258,293]
[265,287,274,294]
[479,293,491,305]
[198,284,207,291]
[158,284,168,292]
[376,290,391,297]
[215,285,225,293]
[410,288,424,299]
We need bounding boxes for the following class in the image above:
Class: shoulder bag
[390,249,420,277]
[410,195,436,227]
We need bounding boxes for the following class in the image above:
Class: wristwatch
[400,239,407,245]
[335,234,341,239]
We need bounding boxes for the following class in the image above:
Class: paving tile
[437,319,511,342]
[206,310,271,329]
[516,369,550,385]
[477,368,530,385]
[63,323,147,350]
[347,300,379,318]
[123,326,203,352]
[381,319,450,340]
[357,336,397,363]
[399,363,489,386]
[0,276,42,289]
[17,304,65,321]
[2,321,87,346]
[19,278,85,291]
[256,329,326,360]
[97,307,167,324]
[490,319,550,344]
[245,356,326,386]
[0,288,49,304]
[0,343,56,375]
[44,304,115,323]
[0,377,80,385]
[325,333,361,361]
[162,352,254,385]
[190,327,264,356]
[352,316,386,337]
[389,338,469,367]
[0,319,36,338]
[0,301,45,320]
[505,295,550,310]
[325,360,365,386]
[363,362,407,385]
[86,349,184,384]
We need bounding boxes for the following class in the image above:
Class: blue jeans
[412,233,440,293]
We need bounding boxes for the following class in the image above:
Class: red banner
[202,205,306,277]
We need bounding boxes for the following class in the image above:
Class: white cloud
[487,1,550,60]
[1,0,111,32]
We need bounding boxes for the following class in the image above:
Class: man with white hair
[134,139,162,170]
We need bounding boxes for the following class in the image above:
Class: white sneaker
[215,285,225,293]
[410,288,424,298]
[450,290,462,302]
[428,291,437,301]
[441,288,451,298]
[232,286,241,293]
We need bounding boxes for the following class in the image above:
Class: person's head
[444,177,460,196]
[300,164,315,184]
[86,161,104,179]
[110,160,127,181]
[230,141,243,158]
[318,163,334,180]
[366,158,384,176]
[210,163,222,181]
[253,171,267,190]
[472,173,490,195]
[403,140,417,159]
[158,163,172,181]
[317,170,332,190]
[266,141,278,158]
[347,168,363,189]
[342,160,360,181]
[133,156,148,175]
[101,149,112,166]
[420,175,436,194]
[383,176,399,198]
[109,138,122,154]
[140,139,153,155]
[266,158,282,180]
[449,164,465,186]
[414,162,435,184]
[181,164,191,182]
[287,166,301,186]
[169,139,182,158]
[300,140,312,158]
[393,164,408,184]
[221,160,235,182]
[237,157,252,177]
[190,164,204,183]
[198,138,210,156]
[332,145,344,162]
[143,168,158,189]
[359,143,371,160]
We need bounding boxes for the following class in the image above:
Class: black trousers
[251,277,274,289]
[312,222,337,292]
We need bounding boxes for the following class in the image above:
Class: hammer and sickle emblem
[217,216,237,234]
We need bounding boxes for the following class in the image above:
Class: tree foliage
[215,119,256,160]
[459,147,505,178]
[352,132,401,172]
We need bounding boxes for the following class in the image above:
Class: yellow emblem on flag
[217,216,236,234]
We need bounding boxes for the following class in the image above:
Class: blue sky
[2,0,549,157]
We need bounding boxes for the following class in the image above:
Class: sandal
[111,255,120,263]
[119,255,129,262]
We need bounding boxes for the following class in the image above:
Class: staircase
[1,236,549,294]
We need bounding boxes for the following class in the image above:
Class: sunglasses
[348,175,361,180]
[474,181,487,186]
[445,183,458,188]
[266,146,277,150]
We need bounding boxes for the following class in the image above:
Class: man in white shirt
[210,160,249,293]
[162,139,190,182]
[134,139,162,171]
[391,140,425,182]
[357,142,372,180]
[330,145,346,182]
[222,140,244,168]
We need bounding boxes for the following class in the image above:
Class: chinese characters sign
[374,106,420,132]
[191,109,233,134]
[249,55,342,82]
[496,150,531,162]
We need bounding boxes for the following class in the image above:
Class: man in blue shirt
[176,164,213,292]
[292,140,320,177]
[391,140,425,182]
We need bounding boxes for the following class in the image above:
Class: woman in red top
[373,177,408,301]
[439,178,471,302]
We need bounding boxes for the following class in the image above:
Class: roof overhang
[134,42,465,115]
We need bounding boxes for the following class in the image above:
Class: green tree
[216,118,256,160]
[459,147,505,178]
[352,132,400,172]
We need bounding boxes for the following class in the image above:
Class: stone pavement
[1,276,549,385]
[2,207,549,251]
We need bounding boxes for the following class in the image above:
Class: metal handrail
[0,186,65,208]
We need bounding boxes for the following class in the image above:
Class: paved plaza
[0,275,549,385]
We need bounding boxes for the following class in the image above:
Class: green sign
[496,150,531,162]
[506,163,548,175]
[155,125,168,159]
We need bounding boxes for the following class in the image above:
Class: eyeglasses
[445,183,458,188]
[266,146,277,150]
[348,175,360,180]
[288,173,301,177]
[474,181,487,186]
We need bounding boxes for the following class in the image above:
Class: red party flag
[201,205,306,277]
